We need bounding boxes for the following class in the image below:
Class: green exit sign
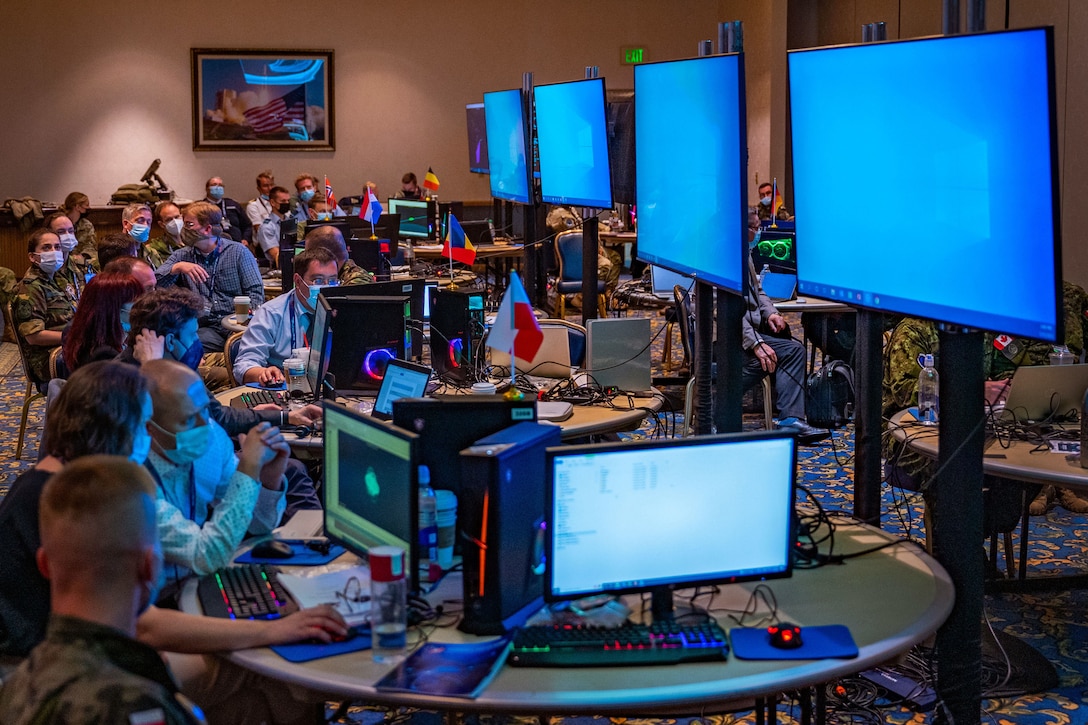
[622,47,646,64]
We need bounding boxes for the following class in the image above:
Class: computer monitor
[606,89,635,206]
[788,27,1061,342]
[634,53,748,295]
[306,219,352,241]
[325,279,427,361]
[466,101,489,174]
[306,294,334,397]
[346,213,401,254]
[546,431,796,622]
[322,295,410,392]
[372,359,433,420]
[323,402,421,584]
[483,88,532,204]
[387,198,436,240]
[650,265,694,300]
[534,77,613,209]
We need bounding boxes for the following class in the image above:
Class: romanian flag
[363,188,384,223]
[324,176,336,208]
[423,167,440,192]
[486,271,543,362]
[441,214,476,265]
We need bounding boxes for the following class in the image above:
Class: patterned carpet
[1,321,1086,723]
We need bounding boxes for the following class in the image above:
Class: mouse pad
[246,381,287,391]
[731,624,858,660]
[234,541,345,566]
[271,626,372,662]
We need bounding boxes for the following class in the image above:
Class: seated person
[234,248,339,386]
[545,205,620,299]
[0,456,203,725]
[61,270,144,374]
[244,169,275,229]
[147,201,186,268]
[12,228,79,381]
[253,186,292,268]
[308,198,336,221]
[742,209,828,444]
[156,201,265,353]
[396,171,426,200]
[97,232,141,269]
[104,255,157,292]
[143,359,287,580]
[45,211,98,281]
[203,175,252,244]
[304,223,374,285]
[755,182,793,223]
[291,173,343,221]
[0,362,347,722]
[61,191,97,265]
[120,202,158,265]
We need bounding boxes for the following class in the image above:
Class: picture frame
[191,49,334,151]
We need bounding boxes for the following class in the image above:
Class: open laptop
[370,359,433,420]
[761,270,797,302]
[490,325,573,379]
[650,265,694,300]
[585,317,654,395]
[1000,363,1088,422]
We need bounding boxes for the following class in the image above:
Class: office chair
[4,301,51,458]
[223,330,246,388]
[675,286,773,435]
[553,230,607,320]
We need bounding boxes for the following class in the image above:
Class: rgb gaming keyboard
[508,620,729,667]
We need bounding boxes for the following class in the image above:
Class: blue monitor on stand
[484,88,532,204]
[534,77,613,210]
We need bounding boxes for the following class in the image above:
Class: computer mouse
[768,622,803,649]
[251,539,294,559]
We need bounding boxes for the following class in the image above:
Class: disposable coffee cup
[434,490,458,570]
[233,295,250,321]
[471,382,497,395]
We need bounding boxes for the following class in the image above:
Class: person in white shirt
[244,169,275,228]
[233,247,339,386]
[142,359,288,581]
[253,186,292,268]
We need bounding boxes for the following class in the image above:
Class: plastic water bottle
[917,353,939,426]
[759,263,770,286]
[369,546,408,663]
[487,218,497,243]
[418,465,437,571]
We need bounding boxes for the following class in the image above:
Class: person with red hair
[62,271,145,374]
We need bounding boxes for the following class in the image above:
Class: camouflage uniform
[12,266,79,381]
[72,216,98,267]
[57,253,95,294]
[0,614,203,724]
[756,202,792,223]
[147,234,185,270]
[339,258,375,286]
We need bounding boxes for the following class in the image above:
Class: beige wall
[1,0,723,206]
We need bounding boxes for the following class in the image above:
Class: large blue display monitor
[483,89,532,204]
[534,77,613,209]
[466,102,489,174]
[789,28,1061,342]
[634,54,748,295]
[546,431,795,620]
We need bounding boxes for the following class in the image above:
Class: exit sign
[622,47,646,64]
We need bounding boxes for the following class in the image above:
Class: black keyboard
[196,564,292,620]
[231,389,288,410]
[508,620,729,667]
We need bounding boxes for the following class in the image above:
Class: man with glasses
[203,175,251,244]
[233,247,340,386]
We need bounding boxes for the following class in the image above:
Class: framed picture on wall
[191,49,334,151]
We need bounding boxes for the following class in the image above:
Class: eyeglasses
[336,576,371,613]
[309,278,338,287]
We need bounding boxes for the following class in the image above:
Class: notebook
[491,326,573,379]
[585,317,653,394]
[761,271,797,302]
[650,265,694,300]
[372,358,434,420]
[1000,363,1088,422]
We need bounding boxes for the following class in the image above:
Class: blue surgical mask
[307,281,336,308]
[130,428,152,465]
[760,195,772,206]
[130,223,150,243]
[260,193,270,201]
[208,185,225,201]
[299,188,316,203]
[36,250,63,275]
[151,418,211,465]
[315,212,332,221]
[169,335,204,371]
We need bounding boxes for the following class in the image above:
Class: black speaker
[325,295,409,392]
[429,288,485,382]
[458,422,560,635]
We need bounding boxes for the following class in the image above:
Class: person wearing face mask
[0,456,204,725]
[294,172,345,223]
[156,201,264,353]
[61,191,98,265]
[143,359,288,582]
[233,248,339,385]
[122,202,155,253]
[203,175,251,244]
[244,169,276,228]
[755,181,793,223]
[12,228,80,381]
[253,186,292,268]
[743,208,828,444]
[147,201,187,269]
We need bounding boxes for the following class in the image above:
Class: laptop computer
[1000,363,1088,422]
[585,317,654,395]
[490,325,573,379]
[371,359,433,420]
[650,265,694,300]
[761,270,797,302]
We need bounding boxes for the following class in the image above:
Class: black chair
[3,301,53,458]
[554,230,606,319]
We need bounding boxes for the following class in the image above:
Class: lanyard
[289,299,310,351]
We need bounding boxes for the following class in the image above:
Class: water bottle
[284,357,307,399]
[759,264,770,287]
[917,353,939,426]
[418,465,437,573]
[369,546,408,663]
[487,218,497,243]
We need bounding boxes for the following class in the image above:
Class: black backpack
[806,360,855,429]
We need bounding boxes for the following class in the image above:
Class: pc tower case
[429,288,485,382]
[458,422,561,635]
[324,295,409,392]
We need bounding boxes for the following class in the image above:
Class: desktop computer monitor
[306,294,335,398]
[324,279,427,361]
[533,77,613,209]
[466,101,489,174]
[484,88,532,204]
[634,53,748,295]
[788,27,1061,341]
[387,198,436,240]
[322,402,421,584]
[322,295,410,392]
[546,431,796,621]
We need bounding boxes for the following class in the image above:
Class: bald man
[143,359,288,580]
[303,223,374,285]
[0,456,203,723]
